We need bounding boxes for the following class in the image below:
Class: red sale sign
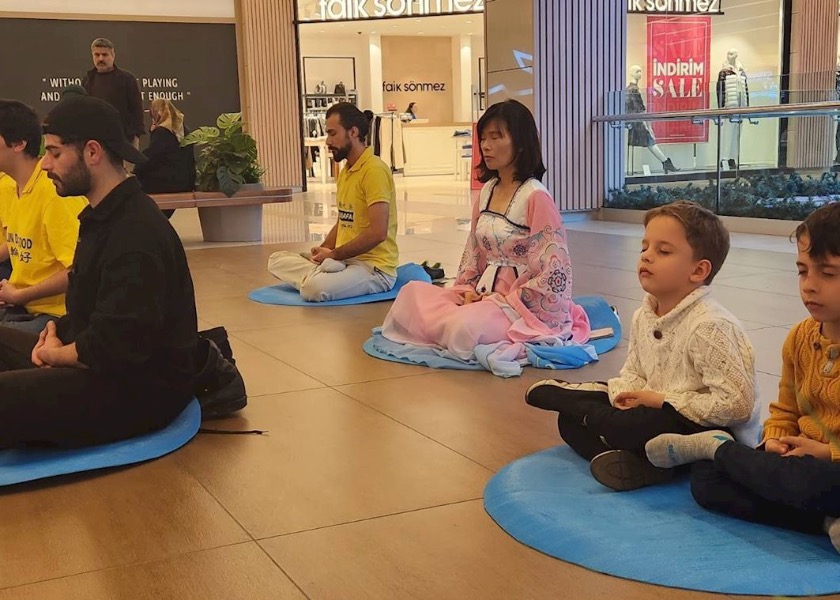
[646,16,711,143]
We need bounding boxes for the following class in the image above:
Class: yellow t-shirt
[0,172,15,229]
[335,147,399,276]
[4,163,87,317]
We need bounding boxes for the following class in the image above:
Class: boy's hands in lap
[614,390,666,410]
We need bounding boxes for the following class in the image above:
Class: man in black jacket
[0,94,240,449]
[82,38,144,148]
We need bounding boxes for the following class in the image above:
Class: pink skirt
[381,280,590,361]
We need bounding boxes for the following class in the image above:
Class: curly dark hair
[794,202,840,261]
[0,100,41,159]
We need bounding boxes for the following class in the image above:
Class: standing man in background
[82,38,144,150]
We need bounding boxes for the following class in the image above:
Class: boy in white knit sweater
[525,201,756,491]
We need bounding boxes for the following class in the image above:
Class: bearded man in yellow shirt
[267,102,399,302]
[0,100,87,332]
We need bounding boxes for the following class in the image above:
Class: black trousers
[690,441,840,534]
[0,259,11,281]
[557,393,714,461]
[0,327,189,449]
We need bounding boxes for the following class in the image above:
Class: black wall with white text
[0,18,240,142]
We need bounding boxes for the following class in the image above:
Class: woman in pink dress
[380,99,591,361]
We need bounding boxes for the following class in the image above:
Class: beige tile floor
[0,177,829,599]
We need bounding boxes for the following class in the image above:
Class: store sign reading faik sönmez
[313,0,483,21]
[383,80,447,92]
[628,0,722,14]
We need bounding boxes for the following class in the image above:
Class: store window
[625,0,784,176]
[610,0,840,221]
[295,0,485,183]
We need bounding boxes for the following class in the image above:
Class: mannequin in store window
[716,49,750,170]
[626,65,679,174]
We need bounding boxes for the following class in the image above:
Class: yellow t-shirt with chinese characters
[335,147,399,276]
[4,163,87,317]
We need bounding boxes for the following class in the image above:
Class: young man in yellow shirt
[267,103,399,302]
[0,100,87,332]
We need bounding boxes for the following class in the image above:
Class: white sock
[319,258,347,273]
[645,430,734,468]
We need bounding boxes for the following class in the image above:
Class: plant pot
[197,183,265,243]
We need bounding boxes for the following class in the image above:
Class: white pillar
[452,34,472,122]
[369,34,384,113]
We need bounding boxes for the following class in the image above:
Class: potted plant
[182,112,267,242]
[182,112,264,197]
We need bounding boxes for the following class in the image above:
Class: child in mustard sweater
[645,202,840,553]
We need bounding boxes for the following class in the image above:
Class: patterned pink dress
[381,178,591,360]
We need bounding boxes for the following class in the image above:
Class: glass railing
[596,80,840,220]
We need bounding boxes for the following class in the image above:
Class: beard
[49,158,92,197]
[329,141,353,162]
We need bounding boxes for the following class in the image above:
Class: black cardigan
[134,127,196,194]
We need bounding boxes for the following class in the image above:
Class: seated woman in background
[134,98,196,218]
[403,102,418,121]
[379,99,591,364]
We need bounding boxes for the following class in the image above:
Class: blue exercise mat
[484,446,840,596]
[248,262,431,306]
[0,398,201,486]
[363,295,622,375]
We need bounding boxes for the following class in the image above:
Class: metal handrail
[593,101,840,123]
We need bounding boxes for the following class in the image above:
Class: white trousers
[267,251,396,302]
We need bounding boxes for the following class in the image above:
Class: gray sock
[645,430,734,468]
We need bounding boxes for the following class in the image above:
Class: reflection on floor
[0,176,822,599]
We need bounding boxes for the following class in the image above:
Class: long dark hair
[405,102,417,114]
[326,102,370,140]
[476,99,546,183]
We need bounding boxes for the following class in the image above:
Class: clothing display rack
[372,112,404,172]
[302,92,358,112]
[303,111,326,138]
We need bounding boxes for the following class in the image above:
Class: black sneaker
[524,379,609,412]
[589,449,673,492]
[199,326,235,366]
[194,339,247,419]
[421,261,445,282]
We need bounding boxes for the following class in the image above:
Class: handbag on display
[334,82,346,95]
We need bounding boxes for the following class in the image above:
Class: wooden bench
[151,187,294,242]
